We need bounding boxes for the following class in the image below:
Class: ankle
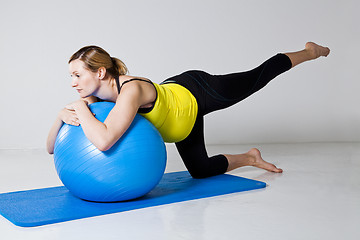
[245,151,257,166]
[225,153,252,172]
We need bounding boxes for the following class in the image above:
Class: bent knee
[188,168,216,179]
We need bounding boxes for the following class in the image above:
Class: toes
[260,162,283,173]
[324,47,331,57]
[269,164,282,173]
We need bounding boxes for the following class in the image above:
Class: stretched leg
[191,42,330,114]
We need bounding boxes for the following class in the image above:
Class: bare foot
[247,148,283,173]
[305,42,330,60]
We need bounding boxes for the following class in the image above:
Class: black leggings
[161,54,292,178]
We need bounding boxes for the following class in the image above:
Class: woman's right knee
[188,168,213,179]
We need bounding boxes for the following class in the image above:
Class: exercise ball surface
[53,102,166,202]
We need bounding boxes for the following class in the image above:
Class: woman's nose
[71,78,78,87]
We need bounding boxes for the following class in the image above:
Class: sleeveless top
[116,77,198,143]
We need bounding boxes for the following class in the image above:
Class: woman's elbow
[97,145,110,152]
[46,142,55,155]
[95,139,113,152]
[95,132,120,152]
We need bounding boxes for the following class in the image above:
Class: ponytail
[110,57,128,76]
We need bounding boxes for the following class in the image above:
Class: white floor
[0,142,359,240]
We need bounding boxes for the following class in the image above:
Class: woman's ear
[97,67,107,80]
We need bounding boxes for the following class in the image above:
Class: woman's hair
[68,46,128,78]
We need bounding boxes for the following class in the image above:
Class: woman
[47,42,330,178]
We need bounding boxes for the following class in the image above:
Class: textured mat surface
[0,171,266,227]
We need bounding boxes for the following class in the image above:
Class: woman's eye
[76,75,80,78]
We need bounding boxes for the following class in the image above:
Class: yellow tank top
[139,82,198,143]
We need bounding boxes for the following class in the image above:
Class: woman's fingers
[70,120,80,126]
[65,117,79,126]
[69,114,80,126]
[59,108,80,126]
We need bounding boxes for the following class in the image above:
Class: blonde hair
[69,46,128,78]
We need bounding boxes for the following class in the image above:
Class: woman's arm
[70,83,143,151]
[46,96,99,154]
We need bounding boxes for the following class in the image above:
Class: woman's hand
[47,99,94,154]
[58,108,80,126]
[59,100,91,126]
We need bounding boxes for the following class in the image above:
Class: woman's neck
[94,77,119,102]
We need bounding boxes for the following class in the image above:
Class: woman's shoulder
[118,75,155,93]
[119,75,152,85]
[118,75,157,107]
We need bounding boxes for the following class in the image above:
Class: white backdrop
[0,0,359,149]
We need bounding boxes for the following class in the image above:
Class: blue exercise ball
[53,102,167,202]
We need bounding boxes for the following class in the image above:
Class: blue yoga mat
[0,171,266,227]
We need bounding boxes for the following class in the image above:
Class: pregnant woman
[47,42,330,178]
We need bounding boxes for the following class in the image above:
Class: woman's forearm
[58,95,138,152]
[46,116,63,154]
[73,102,111,151]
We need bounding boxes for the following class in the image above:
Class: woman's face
[69,59,99,98]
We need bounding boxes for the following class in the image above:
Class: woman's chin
[78,93,87,98]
